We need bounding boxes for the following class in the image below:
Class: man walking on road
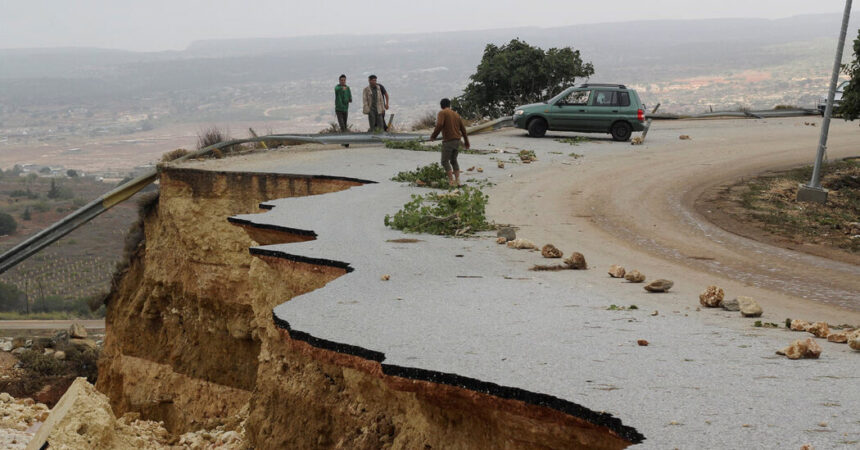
[362,75,386,132]
[429,98,470,187]
[334,74,352,132]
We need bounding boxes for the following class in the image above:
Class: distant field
[0,175,144,309]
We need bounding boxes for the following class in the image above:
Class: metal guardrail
[0,117,514,275]
[648,109,821,120]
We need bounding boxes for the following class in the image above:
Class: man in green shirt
[334,74,352,132]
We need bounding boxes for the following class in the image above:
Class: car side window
[618,92,630,107]
[594,91,615,106]
[560,90,591,106]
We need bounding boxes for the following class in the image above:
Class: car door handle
[579,109,585,112]
[612,110,619,113]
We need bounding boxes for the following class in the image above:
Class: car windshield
[546,88,575,104]
[837,80,849,92]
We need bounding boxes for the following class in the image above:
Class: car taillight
[637,109,645,122]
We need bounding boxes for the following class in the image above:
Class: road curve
[483,116,860,322]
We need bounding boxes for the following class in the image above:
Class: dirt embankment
[97,165,638,449]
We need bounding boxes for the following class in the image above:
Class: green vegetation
[0,211,17,235]
[607,304,639,311]
[392,163,449,188]
[385,139,441,152]
[518,150,537,161]
[384,186,492,236]
[753,321,780,328]
[734,158,859,252]
[840,28,860,120]
[556,136,591,146]
[385,139,483,154]
[569,152,583,159]
[452,39,594,119]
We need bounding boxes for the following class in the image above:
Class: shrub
[0,211,17,235]
[0,282,26,312]
[384,186,493,235]
[197,126,228,150]
[391,163,449,188]
[161,148,189,162]
[411,112,437,130]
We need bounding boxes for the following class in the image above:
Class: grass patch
[518,150,537,162]
[569,152,583,159]
[555,137,591,146]
[392,163,449,188]
[0,311,86,320]
[384,186,492,236]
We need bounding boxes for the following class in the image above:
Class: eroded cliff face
[97,166,639,449]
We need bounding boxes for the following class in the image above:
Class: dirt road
[481,116,860,322]
[0,320,105,331]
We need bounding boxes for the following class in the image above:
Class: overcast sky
[0,0,847,52]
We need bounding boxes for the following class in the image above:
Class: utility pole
[797,0,853,204]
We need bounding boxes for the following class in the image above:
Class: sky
[0,0,848,52]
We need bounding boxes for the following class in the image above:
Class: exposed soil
[699,158,860,265]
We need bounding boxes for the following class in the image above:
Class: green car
[513,84,646,141]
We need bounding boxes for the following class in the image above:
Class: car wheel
[527,118,547,137]
[610,121,632,141]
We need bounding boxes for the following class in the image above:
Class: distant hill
[0,14,857,128]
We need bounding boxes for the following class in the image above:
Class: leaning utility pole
[797,0,853,204]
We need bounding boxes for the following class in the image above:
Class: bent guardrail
[0,118,514,275]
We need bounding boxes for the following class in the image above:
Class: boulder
[69,322,88,339]
[53,350,66,360]
[644,279,673,292]
[70,338,98,350]
[777,338,821,359]
[699,285,724,307]
[496,227,516,242]
[807,322,830,338]
[721,297,740,311]
[790,319,811,331]
[541,244,563,258]
[826,332,848,343]
[496,237,507,244]
[52,330,70,347]
[608,265,626,278]
[847,330,860,351]
[738,296,763,317]
[11,337,27,349]
[846,222,860,235]
[0,340,12,352]
[497,161,505,169]
[11,347,26,355]
[679,135,692,140]
[506,238,536,250]
[625,270,645,283]
[564,252,587,270]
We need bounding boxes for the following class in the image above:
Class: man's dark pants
[336,111,348,132]
[368,112,385,131]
